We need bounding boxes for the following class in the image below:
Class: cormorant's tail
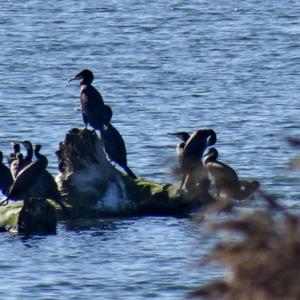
[123,165,137,179]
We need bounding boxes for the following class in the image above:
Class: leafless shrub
[190,191,300,300]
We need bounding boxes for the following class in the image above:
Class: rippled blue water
[0,1,300,299]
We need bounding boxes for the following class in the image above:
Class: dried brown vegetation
[191,191,300,300]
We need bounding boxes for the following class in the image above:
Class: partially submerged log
[55,128,210,217]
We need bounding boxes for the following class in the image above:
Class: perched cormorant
[1,145,68,213]
[20,140,33,167]
[0,151,14,195]
[10,152,24,179]
[100,123,137,179]
[178,129,217,190]
[69,69,106,130]
[7,142,20,166]
[0,144,48,205]
[203,148,259,200]
[167,132,190,168]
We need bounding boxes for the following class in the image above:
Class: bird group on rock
[0,141,68,214]
[169,129,259,201]
[0,68,259,213]
[69,69,137,179]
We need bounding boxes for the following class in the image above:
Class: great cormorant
[178,129,217,190]
[103,104,113,125]
[1,145,68,213]
[0,144,48,205]
[100,123,137,179]
[167,132,190,168]
[20,140,33,167]
[0,151,14,195]
[10,152,24,179]
[69,69,106,130]
[7,142,20,166]
[203,147,259,200]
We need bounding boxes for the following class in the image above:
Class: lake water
[0,1,300,299]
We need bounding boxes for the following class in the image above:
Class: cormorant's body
[203,148,259,200]
[32,170,68,214]
[100,123,137,179]
[182,129,217,172]
[0,151,13,195]
[171,129,217,190]
[3,145,48,203]
[69,69,106,130]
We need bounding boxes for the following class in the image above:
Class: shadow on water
[61,216,140,234]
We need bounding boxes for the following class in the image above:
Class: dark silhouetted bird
[20,140,33,167]
[0,151,14,195]
[7,142,20,166]
[1,144,68,214]
[100,123,137,179]
[203,147,259,200]
[0,144,48,205]
[167,132,190,168]
[10,152,24,179]
[69,69,106,130]
[177,129,217,190]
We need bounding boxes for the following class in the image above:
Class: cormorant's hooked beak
[68,76,77,83]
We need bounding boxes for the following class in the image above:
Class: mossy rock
[0,199,57,235]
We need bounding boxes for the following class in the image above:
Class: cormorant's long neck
[80,79,92,86]
[34,148,48,169]
[27,145,33,162]
[204,152,218,165]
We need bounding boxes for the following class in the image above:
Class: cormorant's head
[10,142,20,154]
[203,147,218,164]
[34,144,42,155]
[69,69,94,85]
[20,141,33,151]
[0,151,3,163]
[206,129,217,146]
[167,132,190,142]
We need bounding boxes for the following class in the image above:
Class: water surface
[0,1,300,299]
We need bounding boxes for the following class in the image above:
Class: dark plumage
[7,142,20,166]
[10,152,24,179]
[1,145,68,214]
[174,129,217,190]
[100,123,137,179]
[20,140,33,167]
[1,145,48,205]
[203,148,259,200]
[0,151,14,195]
[32,170,68,214]
[69,69,106,130]
[167,132,190,168]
